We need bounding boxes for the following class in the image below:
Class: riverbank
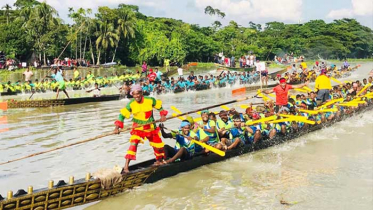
[1,59,371,84]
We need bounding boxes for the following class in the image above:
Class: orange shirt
[273,84,293,106]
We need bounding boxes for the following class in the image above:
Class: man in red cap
[263,77,309,112]
[147,68,157,82]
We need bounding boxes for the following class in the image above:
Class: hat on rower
[180,121,191,129]
[279,77,286,83]
[130,84,142,95]
[149,68,153,72]
[186,116,194,124]
[256,105,266,112]
[201,110,209,115]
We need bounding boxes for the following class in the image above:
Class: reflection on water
[0,63,372,209]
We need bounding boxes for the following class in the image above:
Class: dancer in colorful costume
[114,84,168,173]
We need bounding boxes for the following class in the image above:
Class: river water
[0,62,372,209]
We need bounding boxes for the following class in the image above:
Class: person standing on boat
[262,77,308,113]
[315,69,332,104]
[47,67,70,99]
[23,67,33,82]
[114,84,168,173]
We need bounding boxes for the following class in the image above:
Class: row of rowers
[113,77,373,172]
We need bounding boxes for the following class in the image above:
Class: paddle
[192,140,225,156]
[330,77,343,85]
[278,114,307,120]
[172,113,186,121]
[171,106,182,114]
[220,105,230,111]
[356,84,371,96]
[0,94,258,166]
[29,90,36,100]
[303,86,313,92]
[245,116,277,126]
[299,108,338,114]
[257,90,271,101]
[167,128,225,157]
[268,118,315,125]
[299,110,319,115]
[319,98,344,109]
[337,103,359,107]
[294,88,308,93]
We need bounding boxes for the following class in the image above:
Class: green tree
[112,7,136,62]
[95,20,119,64]
[1,4,12,24]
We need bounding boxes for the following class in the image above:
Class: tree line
[0,0,372,66]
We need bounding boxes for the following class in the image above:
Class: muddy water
[0,62,372,209]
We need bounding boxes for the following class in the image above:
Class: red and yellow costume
[115,96,168,160]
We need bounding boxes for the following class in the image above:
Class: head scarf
[130,84,142,95]
[200,110,209,115]
[180,121,191,129]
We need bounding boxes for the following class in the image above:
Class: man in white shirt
[23,67,33,82]
[177,66,183,76]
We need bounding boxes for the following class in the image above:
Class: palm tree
[26,2,59,65]
[112,8,136,62]
[2,4,12,25]
[95,21,119,65]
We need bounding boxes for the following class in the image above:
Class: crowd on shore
[0,66,262,96]
[0,60,360,98]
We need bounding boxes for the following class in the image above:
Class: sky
[2,0,373,28]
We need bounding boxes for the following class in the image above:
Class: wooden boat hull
[7,95,121,109]
[0,91,19,96]
[1,103,371,209]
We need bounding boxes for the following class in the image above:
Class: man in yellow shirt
[315,69,332,104]
[73,68,80,81]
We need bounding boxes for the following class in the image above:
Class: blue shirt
[177,81,186,88]
[156,71,163,81]
[55,71,63,82]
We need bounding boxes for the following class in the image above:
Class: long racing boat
[2,94,121,109]
[0,100,371,210]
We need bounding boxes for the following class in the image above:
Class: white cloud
[351,0,373,16]
[326,8,354,19]
[327,0,373,19]
[194,0,303,22]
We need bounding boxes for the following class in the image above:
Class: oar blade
[192,140,225,157]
